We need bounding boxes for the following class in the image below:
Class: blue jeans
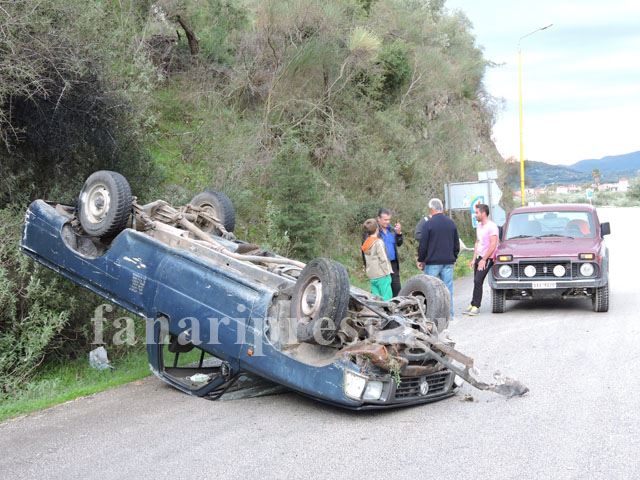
[423,264,454,317]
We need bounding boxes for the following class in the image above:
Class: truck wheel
[190,190,236,234]
[78,170,132,238]
[398,275,450,332]
[292,258,350,344]
[592,283,609,312]
[492,288,506,313]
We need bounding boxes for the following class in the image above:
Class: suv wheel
[492,288,506,313]
[592,283,609,312]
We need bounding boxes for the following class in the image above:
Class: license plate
[532,281,557,289]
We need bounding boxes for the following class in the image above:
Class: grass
[0,349,150,423]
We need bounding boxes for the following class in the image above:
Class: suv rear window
[505,211,595,239]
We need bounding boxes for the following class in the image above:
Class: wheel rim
[83,183,111,224]
[300,278,323,317]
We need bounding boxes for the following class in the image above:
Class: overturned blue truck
[21,171,527,409]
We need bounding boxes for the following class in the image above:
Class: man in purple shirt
[464,203,499,316]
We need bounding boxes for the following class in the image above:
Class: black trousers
[390,259,401,297]
[471,257,493,308]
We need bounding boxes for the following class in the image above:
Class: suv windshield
[505,211,595,239]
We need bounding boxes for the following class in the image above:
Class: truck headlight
[580,263,594,277]
[344,370,367,400]
[498,265,512,278]
[524,265,537,278]
[362,380,384,401]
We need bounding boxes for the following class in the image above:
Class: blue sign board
[470,196,484,228]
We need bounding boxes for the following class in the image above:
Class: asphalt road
[1,207,638,480]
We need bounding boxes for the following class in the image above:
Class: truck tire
[398,275,450,332]
[190,190,236,234]
[492,288,506,313]
[592,283,609,312]
[78,170,132,238]
[292,258,350,344]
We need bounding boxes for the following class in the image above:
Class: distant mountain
[570,151,640,174]
[523,161,595,187]
[505,151,640,188]
[506,161,618,188]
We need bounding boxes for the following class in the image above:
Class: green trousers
[370,275,393,301]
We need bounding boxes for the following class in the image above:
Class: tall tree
[269,141,326,261]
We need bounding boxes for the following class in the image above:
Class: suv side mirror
[600,222,611,237]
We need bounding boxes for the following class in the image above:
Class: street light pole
[518,23,553,206]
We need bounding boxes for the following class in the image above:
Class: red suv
[489,204,610,313]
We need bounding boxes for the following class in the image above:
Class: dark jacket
[417,213,460,265]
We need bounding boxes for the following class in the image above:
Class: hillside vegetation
[0,0,500,394]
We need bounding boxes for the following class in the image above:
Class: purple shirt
[476,220,499,259]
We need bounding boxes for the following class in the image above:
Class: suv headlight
[580,263,595,277]
[344,370,367,400]
[498,265,512,278]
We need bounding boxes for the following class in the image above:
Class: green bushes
[376,40,412,101]
[626,179,640,204]
[0,0,160,395]
[191,0,249,64]
[0,207,71,396]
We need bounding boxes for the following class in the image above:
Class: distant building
[597,178,629,192]
[556,184,581,194]
[618,178,630,192]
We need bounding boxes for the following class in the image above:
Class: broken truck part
[21,170,528,409]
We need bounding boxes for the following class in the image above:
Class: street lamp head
[518,23,554,47]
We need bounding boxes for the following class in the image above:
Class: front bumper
[337,389,457,410]
[490,276,607,290]
[331,369,457,410]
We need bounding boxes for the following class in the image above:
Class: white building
[597,178,629,192]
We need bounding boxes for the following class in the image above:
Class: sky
[445,0,640,166]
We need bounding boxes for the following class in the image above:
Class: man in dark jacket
[362,208,403,297]
[416,198,459,317]
[377,208,403,296]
